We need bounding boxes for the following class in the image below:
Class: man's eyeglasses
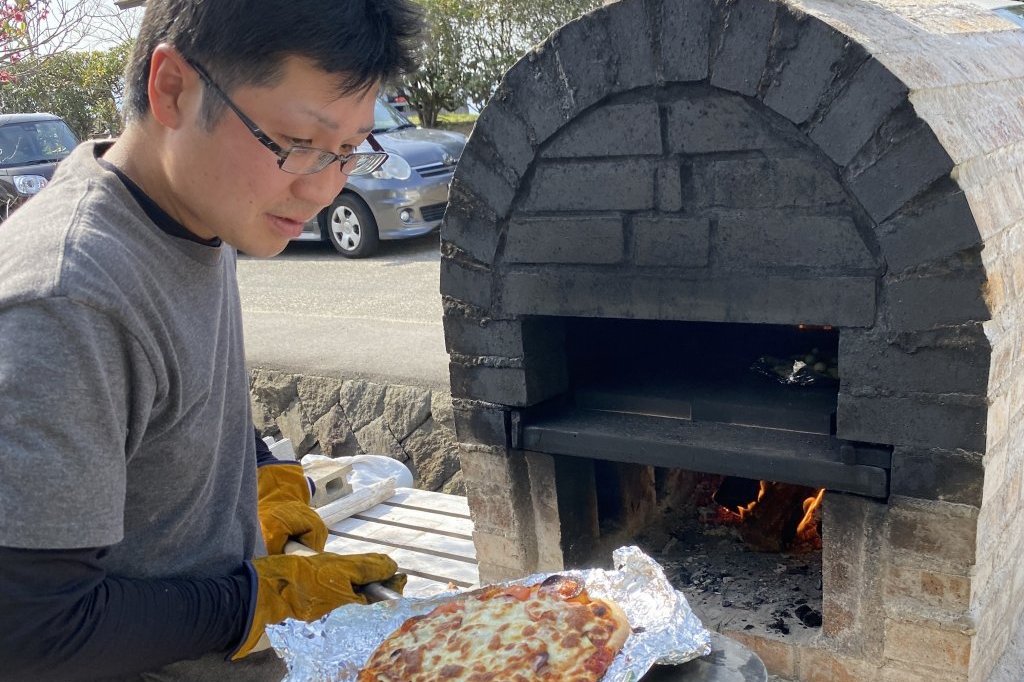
[183,56,389,176]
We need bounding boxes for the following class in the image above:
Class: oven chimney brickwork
[441,1,1024,680]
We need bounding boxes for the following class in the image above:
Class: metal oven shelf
[513,407,890,498]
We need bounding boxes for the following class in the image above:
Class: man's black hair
[124,0,422,128]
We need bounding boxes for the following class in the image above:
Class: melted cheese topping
[358,585,627,682]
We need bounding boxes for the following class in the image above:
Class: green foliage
[402,0,477,128]
[401,0,602,126]
[0,43,131,138]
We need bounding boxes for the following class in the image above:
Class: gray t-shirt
[0,142,286,680]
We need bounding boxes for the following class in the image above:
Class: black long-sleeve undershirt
[0,429,280,680]
[0,546,252,681]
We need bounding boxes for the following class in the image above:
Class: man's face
[166,56,378,257]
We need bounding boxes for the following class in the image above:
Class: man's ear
[147,44,197,130]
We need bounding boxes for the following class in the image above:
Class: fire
[796,488,826,541]
[706,476,826,551]
[736,481,767,521]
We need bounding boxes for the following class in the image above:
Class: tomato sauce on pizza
[358,576,631,681]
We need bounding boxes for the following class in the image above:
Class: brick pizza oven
[440,0,1024,679]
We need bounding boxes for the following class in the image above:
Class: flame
[796,488,826,539]
[737,480,768,521]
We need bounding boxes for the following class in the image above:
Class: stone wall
[249,368,464,495]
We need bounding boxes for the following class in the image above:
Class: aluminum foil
[267,546,711,681]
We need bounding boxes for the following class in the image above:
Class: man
[0,1,420,680]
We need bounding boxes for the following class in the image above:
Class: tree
[1,0,48,82]
[1,0,141,82]
[0,43,132,137]
[462,0,602,109]
[401,0,603,125]
[401,0,477,128]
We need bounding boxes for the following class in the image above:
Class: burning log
[737,481,820,552]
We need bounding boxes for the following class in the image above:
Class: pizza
[357,574,631,681]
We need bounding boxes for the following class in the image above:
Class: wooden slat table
[323,487,479,597]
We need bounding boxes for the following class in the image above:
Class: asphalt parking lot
[237,232,449,389]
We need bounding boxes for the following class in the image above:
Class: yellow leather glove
[232,552,402,660]
[257,463,328,555]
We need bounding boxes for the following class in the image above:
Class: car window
[373,99,412,133]
[0,120,80,168]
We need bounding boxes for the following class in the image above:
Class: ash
[635,517,823,645]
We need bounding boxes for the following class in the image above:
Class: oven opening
[567,318,840,433]
[512,319,887,643]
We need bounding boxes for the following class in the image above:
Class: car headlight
[371,154,411,181]
[13,175,48,196]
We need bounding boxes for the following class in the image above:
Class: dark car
[0,113,80,221]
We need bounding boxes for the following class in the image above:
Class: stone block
[890,447,983,508]
[524,451,567,571]
[886,497,978,573]
[883,565,971,617]
[658,0,711,82]
[451,401,510,447]
[879,662,967,682]
[763,13,848,124]
[665,92,782,154]
[472,530,532,577]
[632,215,710,267]
[354,414,407,461]
[457,445,516,489]
[822,492,887,657]
[312,404,360,458]
[550,14,617,114]
[441,184,501,265]
[382,384,432,441]
[275,399,316,456]
[709,156,846,209]
[876,188,982,274]
[838,327,990,397]
[883,270,989,332]
[449,362,529,405]
[846,122,955,223]
[542,102,662,158]
[522,159,657,212]
[250,369,299,415]
[439,256,492,311]
[304,458,353,508]
[810,58,908,167]
[602,0,659,90]
[471,97,535,179]
[720,631,796,679]
[339,379,386,432]
[795,647,882,682]
[443,314,526,358]
[708,0,776,96]
[450,144,517,219]
[715,211,874,272]
[883,620,971,676]
[837,392,986,452]
[501,270,876,326]
[656,161,683,212]
[403,422,461,492]
[500,46,574,145]
[296,375,342,426]
[505,215,624,264]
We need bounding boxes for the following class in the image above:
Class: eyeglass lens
[279,147,387,176]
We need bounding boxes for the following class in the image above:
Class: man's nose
[293,162,349,208]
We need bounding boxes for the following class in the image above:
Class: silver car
[294,99,467,257]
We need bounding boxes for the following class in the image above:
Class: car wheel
[324,193,379,258]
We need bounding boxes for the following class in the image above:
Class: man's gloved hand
[257,463,328,554]
[232,552,401,660]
